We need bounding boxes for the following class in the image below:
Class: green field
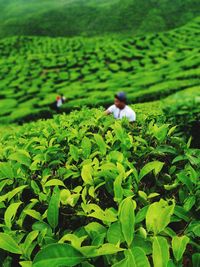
[0,2,200,266]
[0,0,199,37]
[0,16,200,123]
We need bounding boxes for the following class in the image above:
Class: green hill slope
[0,17,199,123]
[0,0,200,38]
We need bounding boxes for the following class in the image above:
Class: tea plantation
[0,17,200,123]
[0,14,200,267]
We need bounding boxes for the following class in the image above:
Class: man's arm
[104,105,114,115]
[104,109,112,115]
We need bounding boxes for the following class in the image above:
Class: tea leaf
[0,233,22,254]
[172,235,190,262]
[94,134,106,155]
[47,186,60,229]
[153,237,169,267]
[44,179,65,188]
[119,197,136,247]
[9,151,31,167]
[33,243,84,267]
[139,161,164,181]
[146,199,175,235]
[4,202,22,229]
[81,165,93,185]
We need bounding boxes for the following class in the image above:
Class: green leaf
[135,206,149,224]
[107,222,124,245]
[174,205,190,222]
[4,202,22,229]
[147,193,160,199]
[172,235,190,262]
[32,221,52,236]
[119,197,136,247]
[113,247,150,267]
[138,191,147,201]
[22,230,39,258]
[88,209,117,223]
[44,179,65,188]
[131,235,152,255]
[81,137,91,159]
[113,122,125,141]
[139,161,164,181]
[33,243,84,267]
[183,196,196,211]
[192,253,200,267]
[0,162,14,179]
[60,189,71,205]
[0,233,22,254]
[187,221,200,237]
[150,124,169,142]
[85,222,106,240]
[107,151,124,163]
[126,247,150,267]
[81,165,93,185]
[7,185,27,202]
[152,237,169,267]
[167,260,176,267]
[94,134,106,155]
[146,199,175,235]
[172,155,187,164]
[59,234,87,248]
[96,243,124,256]
[19,261,32,267]
[114,174,123,203]
[79,244,124,257]
[47,186,60,229]
[112,258,128,267]
[9,151,31,167]
[177,172,193,192]
[70,145,79,162]
[24,209,42,221]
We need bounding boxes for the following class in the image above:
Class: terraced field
[0,12,200,266]
[0,17,200,123]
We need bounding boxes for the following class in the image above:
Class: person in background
[56,94,66,110]
[105,92,136,122]
[56,95,62,109]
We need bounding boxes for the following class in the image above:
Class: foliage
[0,0,199,38]
[0,108,199,266]
[0,17,199,124]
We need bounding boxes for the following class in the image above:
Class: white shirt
[107,105,136,122]
[56,99,62,107]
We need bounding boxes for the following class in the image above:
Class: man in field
[105,92,136,122]
[55,93,66,111]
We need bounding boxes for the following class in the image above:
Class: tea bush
[0,108,199,266]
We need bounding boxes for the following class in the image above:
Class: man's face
[114,98,126,109]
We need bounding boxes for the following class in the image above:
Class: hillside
[0,17,200,123]
[0,0,200,38]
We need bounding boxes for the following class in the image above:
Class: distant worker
[56,94,66,110]
[56,95,62,109]
[105,92,136,122]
